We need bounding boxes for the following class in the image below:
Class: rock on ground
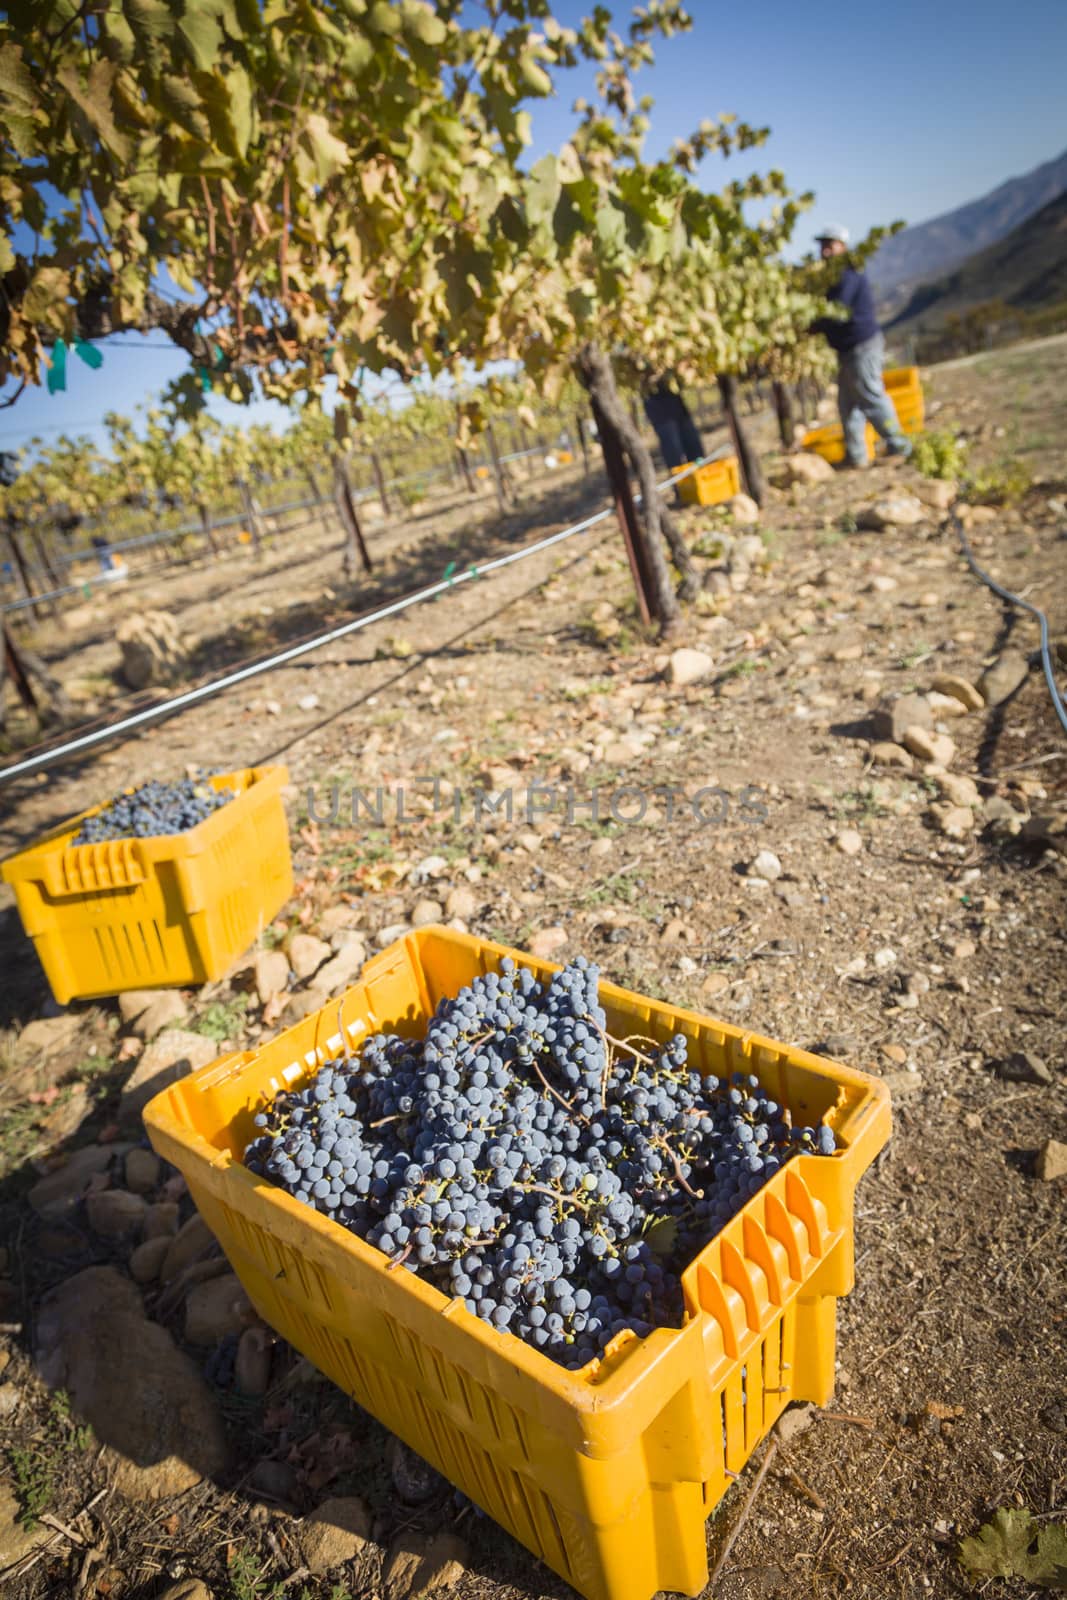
[996,1051,1053,1086]
[28,1145,114,1219]
[748,849,782,881]
[384,1531,470,1600]
[979,649,1030,707]
[120,1029,220,1122]
[730,492,760,524]
[143,1200,180,1239]
[87,1188,147,1240]
[235,1326,272,1396]
[834,829,863,857]
[158,1582,214,1600]
[184,1273,251,1345]
[774,453,834,486]
[17,1013,82,1057]
[668,648,714,688]
[287,933,331,981]
[857,492,926,530]
[35,1266,227,1498]
[931,672,984,712]
[529,926,567,959]
[298,1496,373,1573]
[411,898,444,927]
[444,885,477,921]
[870,741,914,771]
[313,938,369,995]
[1036,1139,1067,1181]
[161,1214,217,1282]
[254,948,290,1003]
[902,727,956,767]
[871,692,931,744]
[130,991,188,1040]
[129,1236,171,1284]
[0,1480,53,1568]
[125,1148,161,1193]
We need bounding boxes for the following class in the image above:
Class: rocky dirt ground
[0,342,1065,1600]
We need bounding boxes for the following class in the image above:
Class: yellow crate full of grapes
[143,926,890,1600]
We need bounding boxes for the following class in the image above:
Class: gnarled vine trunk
[717,373,765,505]
[772,380,796,449]
[333,451,372,578]
[575,343,688,631]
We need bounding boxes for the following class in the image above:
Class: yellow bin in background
[676,454,741,507]
[143,926,891,1600]
[2,766,292,1003]
[802,365,925,463]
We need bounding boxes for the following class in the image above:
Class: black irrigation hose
[950,506,1067,736]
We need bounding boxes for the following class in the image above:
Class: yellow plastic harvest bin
[676,454,741,507]
[143,927,890,1600]
[2,766,292,1003]
[802,366,925,463]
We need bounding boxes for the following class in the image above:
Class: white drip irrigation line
[0,459,707,786]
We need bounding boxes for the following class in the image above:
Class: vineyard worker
[643,379,704,470]
[811,225,912,469]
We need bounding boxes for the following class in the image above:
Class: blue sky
[4,0,1065,455]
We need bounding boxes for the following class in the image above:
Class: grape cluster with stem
[73,777,234,844]
[244,957,836,1370]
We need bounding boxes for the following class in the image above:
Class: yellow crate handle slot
[41,837,147,898]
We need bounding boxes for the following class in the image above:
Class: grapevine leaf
[56,59,131,160]
[959,1509,1067,1587]
[0,231,14,275]
[642,1215,678,1259]
[178,8,224,72]
[303,112,351,182]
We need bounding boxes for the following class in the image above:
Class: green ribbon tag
[198,366,212,392]
[73,339,103,370]
[46,339,68,394]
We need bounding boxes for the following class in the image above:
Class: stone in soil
[930,803,975,839]
[298,1496,373,1573]
[125,1147,161,1194]
[250,1459,299,1504]
[748,849,782,882]
[87,1188,147,1240]
[17,1012,82,1057]
[284,988,328,1022]
[0,1480,53,1567]
[376,922,412,948]
[917,478,957,511]
[318,904,361,936]
[529,926,567,959]
[254,948,290,1003]
[28,1144,114,1220]
[158,1583,214,1600]
[857,491,926,529]
[387,1435,446,1505]
[871,692,932,744]
[933,772,980,809]
[184,1272,251,1345]
[730,492,760,524]
[384,1531,470,1600]
[143,1200,181,1239]
[444,884,477,920]
[35,1265,227,1498]
[931,672,984,712]
[129,1236,172,1284]
[130,991,188,1040]
[902,727,956,767]
[0,1383,19,1419]
[313,937,369,994]
[668,647,714,687]
[773,453,834,486]
[161,1214,217,1282]
[869,741,915,771]
[120,1029,221,1122]
[1036,1139,1067,1182]
[1021,812,1067,854]
[119,988,171,1025]
[978,649,1029,707]
[117,609,188,689]
[881,1070,924,1095]
[411,898,444,927]
[834,829,863,857]
[996,1051,1053,1087]
[287,932,331,981]
[235,1326,272,1396]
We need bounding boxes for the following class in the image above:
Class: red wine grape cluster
[244,957,836,1370]
[73,777,234,844]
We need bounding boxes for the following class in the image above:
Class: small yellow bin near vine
[676,454,742,507]
[802,366,925,463]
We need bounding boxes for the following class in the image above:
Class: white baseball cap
[815,223,850,245]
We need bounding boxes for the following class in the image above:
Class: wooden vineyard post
[717,373,765,506]
[575,413,590,475]
[1,622,71,730]
[590,396,654,628]
[333,453,373,578]
[199,502,222,556]
[772,380,796,449]
[238,479,268,558]
[484,421,514,514]
[3,527,53,622]
[456,445,477,495]
[370,450,392,518]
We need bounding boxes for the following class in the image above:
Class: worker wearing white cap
[812,225,912,469]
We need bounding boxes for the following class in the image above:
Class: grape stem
[385,1242,413,1273]
[655,1137,705,1200]
[516,1181,592,1214]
